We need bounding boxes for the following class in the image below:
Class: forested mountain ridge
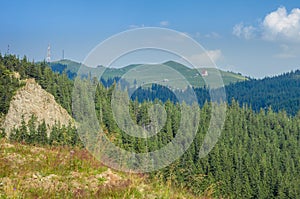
[72,78,300,198]
[48,59,248,87]
[48,59,300,116]
[122,69,300,116]
[0,54,207,198]
[0,54,300,198]
[225,70,300,115]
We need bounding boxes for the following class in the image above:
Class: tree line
[3,114,80,147]
[91,78,300,198]
[1,54,300,198]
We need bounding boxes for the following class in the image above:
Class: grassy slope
[0,139,204,199]
[49,59,247,87]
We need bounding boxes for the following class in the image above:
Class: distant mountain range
[48,59,248,88]
[47,59,300,116]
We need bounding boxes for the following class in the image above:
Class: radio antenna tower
[46,44,51,62]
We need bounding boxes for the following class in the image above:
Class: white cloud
[206,49,222,62]
[188,49,223,66]
[262,7,300,41]
[233,7,300,42]
[159,21,169,27]
[205,32,221,39]
[232,23,256,40]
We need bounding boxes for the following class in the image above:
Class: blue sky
[0,0,299,77]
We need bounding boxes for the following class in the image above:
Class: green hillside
[48,59,247,88]
[1,54,300,198]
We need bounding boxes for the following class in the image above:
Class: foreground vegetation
[1,54,300,198]
[0,139,199,198]
[95,85,300,198]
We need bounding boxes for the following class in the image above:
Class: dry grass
[0,138,199,198]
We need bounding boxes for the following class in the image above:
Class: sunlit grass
[0,138,200,198]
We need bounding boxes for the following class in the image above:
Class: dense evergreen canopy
[0,54,299,198]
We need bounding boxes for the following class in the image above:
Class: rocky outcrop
[2,78,73,136]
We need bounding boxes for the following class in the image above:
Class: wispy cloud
[187,32,221,39]
[275,44,297,59]
[129,21,170,28]
[232,23,256,40]
[159,20,169,27]
[188,49,223,66]
[275,53,296,59]
[205,32,221,39]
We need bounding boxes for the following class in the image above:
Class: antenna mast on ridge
[46,44,51,62]
[7,44,10,54]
